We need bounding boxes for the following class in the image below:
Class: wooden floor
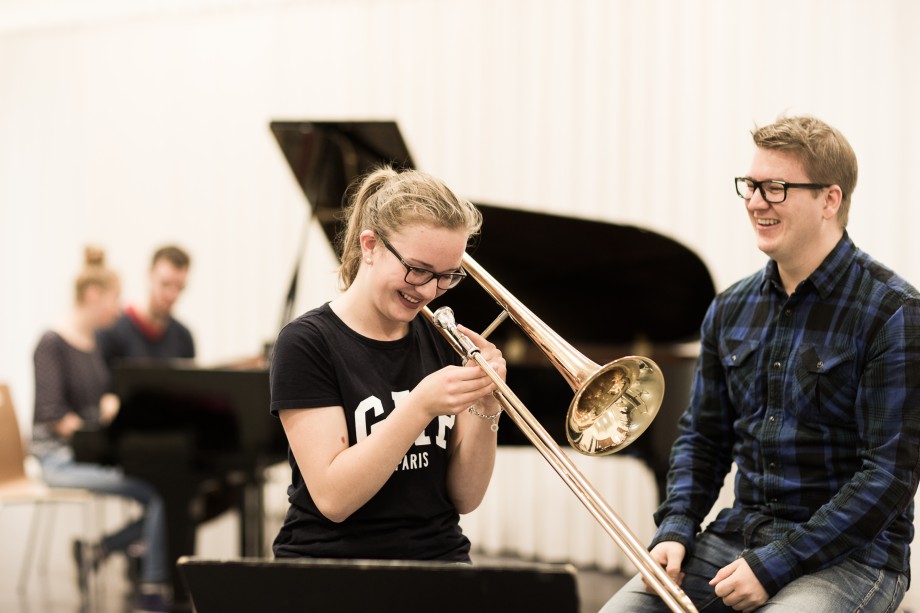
[0,502,628,613]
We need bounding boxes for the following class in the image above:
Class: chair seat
[0,477,94,505]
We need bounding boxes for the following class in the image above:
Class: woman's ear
[359,230,378,264]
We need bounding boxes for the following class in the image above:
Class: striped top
[31,330,110,456]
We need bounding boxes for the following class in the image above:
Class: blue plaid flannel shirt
[652,232,920,595]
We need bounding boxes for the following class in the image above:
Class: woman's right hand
[409,363,496,419]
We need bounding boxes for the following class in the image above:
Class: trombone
[423,253,698,613]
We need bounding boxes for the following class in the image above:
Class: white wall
[3,0,918,422]
[1,0,919,602]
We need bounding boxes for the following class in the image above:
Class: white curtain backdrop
[3,0,919,605]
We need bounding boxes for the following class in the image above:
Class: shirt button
[784,309,792,316]
[773,361,782,369]
[769,415,776,422]
[731,355,737,362]
[816,361,824,370]
[769,462,776,469]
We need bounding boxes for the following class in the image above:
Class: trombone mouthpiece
[431,306,479,358]
[432,307,457,330]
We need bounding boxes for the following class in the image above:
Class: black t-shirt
[269,302,470,562]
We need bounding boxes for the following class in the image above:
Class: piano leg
[240,466,271,558]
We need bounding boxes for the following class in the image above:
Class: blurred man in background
[97,245,194,367]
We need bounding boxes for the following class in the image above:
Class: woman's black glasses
[379,237,467,290]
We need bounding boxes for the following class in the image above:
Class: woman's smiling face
[365,224,468,329]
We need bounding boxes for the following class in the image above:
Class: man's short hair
[152,245,191,269]
[752,115,858,227]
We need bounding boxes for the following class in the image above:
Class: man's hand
[709,557,768,612]
[643,541,686,593]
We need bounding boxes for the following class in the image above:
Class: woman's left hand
[456,324,506,414]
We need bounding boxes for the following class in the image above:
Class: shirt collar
[126,304,169,341]
[758,232,857,299]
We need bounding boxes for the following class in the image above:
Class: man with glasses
[602,115,920,612]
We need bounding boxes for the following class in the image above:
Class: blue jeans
[599,530,906,613]
[37,446,168,584]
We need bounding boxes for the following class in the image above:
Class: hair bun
[84,246,106,267]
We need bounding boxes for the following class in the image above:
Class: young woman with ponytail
[270,167,506,561]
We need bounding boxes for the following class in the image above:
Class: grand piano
[270,120,716,496]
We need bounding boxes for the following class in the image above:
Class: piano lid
[270,120,715,345]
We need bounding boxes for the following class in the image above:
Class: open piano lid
[270,120,715,348]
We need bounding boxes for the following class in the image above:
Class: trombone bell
[567,356,665,455]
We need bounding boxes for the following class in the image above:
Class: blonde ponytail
[336,166,481,289]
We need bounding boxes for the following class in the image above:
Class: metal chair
[0,383,97,596]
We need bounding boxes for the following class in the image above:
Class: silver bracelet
[467,405,503,432]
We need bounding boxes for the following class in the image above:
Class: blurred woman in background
[31,247,170,613]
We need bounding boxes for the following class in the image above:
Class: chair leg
[17,502,46,594]
[35,496,103,575]
[16,500,98,598]
[85,498,99,609]
[36,502,58,575]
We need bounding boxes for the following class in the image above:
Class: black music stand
[178,556,579,613]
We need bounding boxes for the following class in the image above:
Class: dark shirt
[96,306,195,371]
[31,331,110,454]
[653,233,920,595]
[269,303,470,562]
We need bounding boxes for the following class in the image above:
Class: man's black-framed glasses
[735,177,829,204]
[379,236,467,290]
